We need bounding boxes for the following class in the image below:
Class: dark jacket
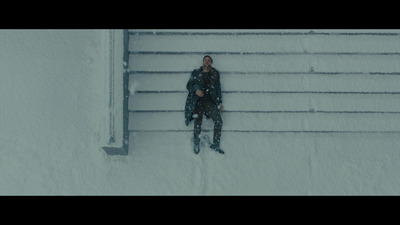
[185,66,222,126]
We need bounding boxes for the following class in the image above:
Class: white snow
[1,29,400,195]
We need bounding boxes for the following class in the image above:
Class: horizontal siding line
[129,71,400,76]
[129,51,400,56]
[129,31,400,36]
[133,90,400,95]
[128,130,400,133]
[129,110,400,114]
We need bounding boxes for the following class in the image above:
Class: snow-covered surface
[1,29,400,195]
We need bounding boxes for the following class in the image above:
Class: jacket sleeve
[215,70,223,104]
[186,70,201,94]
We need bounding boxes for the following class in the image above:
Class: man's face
[203,57,212,67]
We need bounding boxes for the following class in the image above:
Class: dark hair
[203,55,213,63]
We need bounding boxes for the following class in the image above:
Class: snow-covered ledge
[102,29,129,155]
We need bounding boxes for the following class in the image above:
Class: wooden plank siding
[128,30,400,134]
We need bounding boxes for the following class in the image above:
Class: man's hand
[196,90,204,97]
[218,103,223,113]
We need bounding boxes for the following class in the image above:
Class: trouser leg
[204,101,223,146]
[192,103,203,145]
[212,114,223,146]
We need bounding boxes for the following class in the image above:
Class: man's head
[203,55,213,68]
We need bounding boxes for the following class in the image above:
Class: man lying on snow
[185,55,224,155]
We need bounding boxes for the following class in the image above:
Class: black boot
[194,143,200,154]
[210,143,224,154]
[193,137,200,154]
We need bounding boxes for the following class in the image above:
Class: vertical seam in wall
[122,29,130,152]
[108,30,116,144]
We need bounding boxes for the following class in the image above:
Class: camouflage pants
[192,100,223,146]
